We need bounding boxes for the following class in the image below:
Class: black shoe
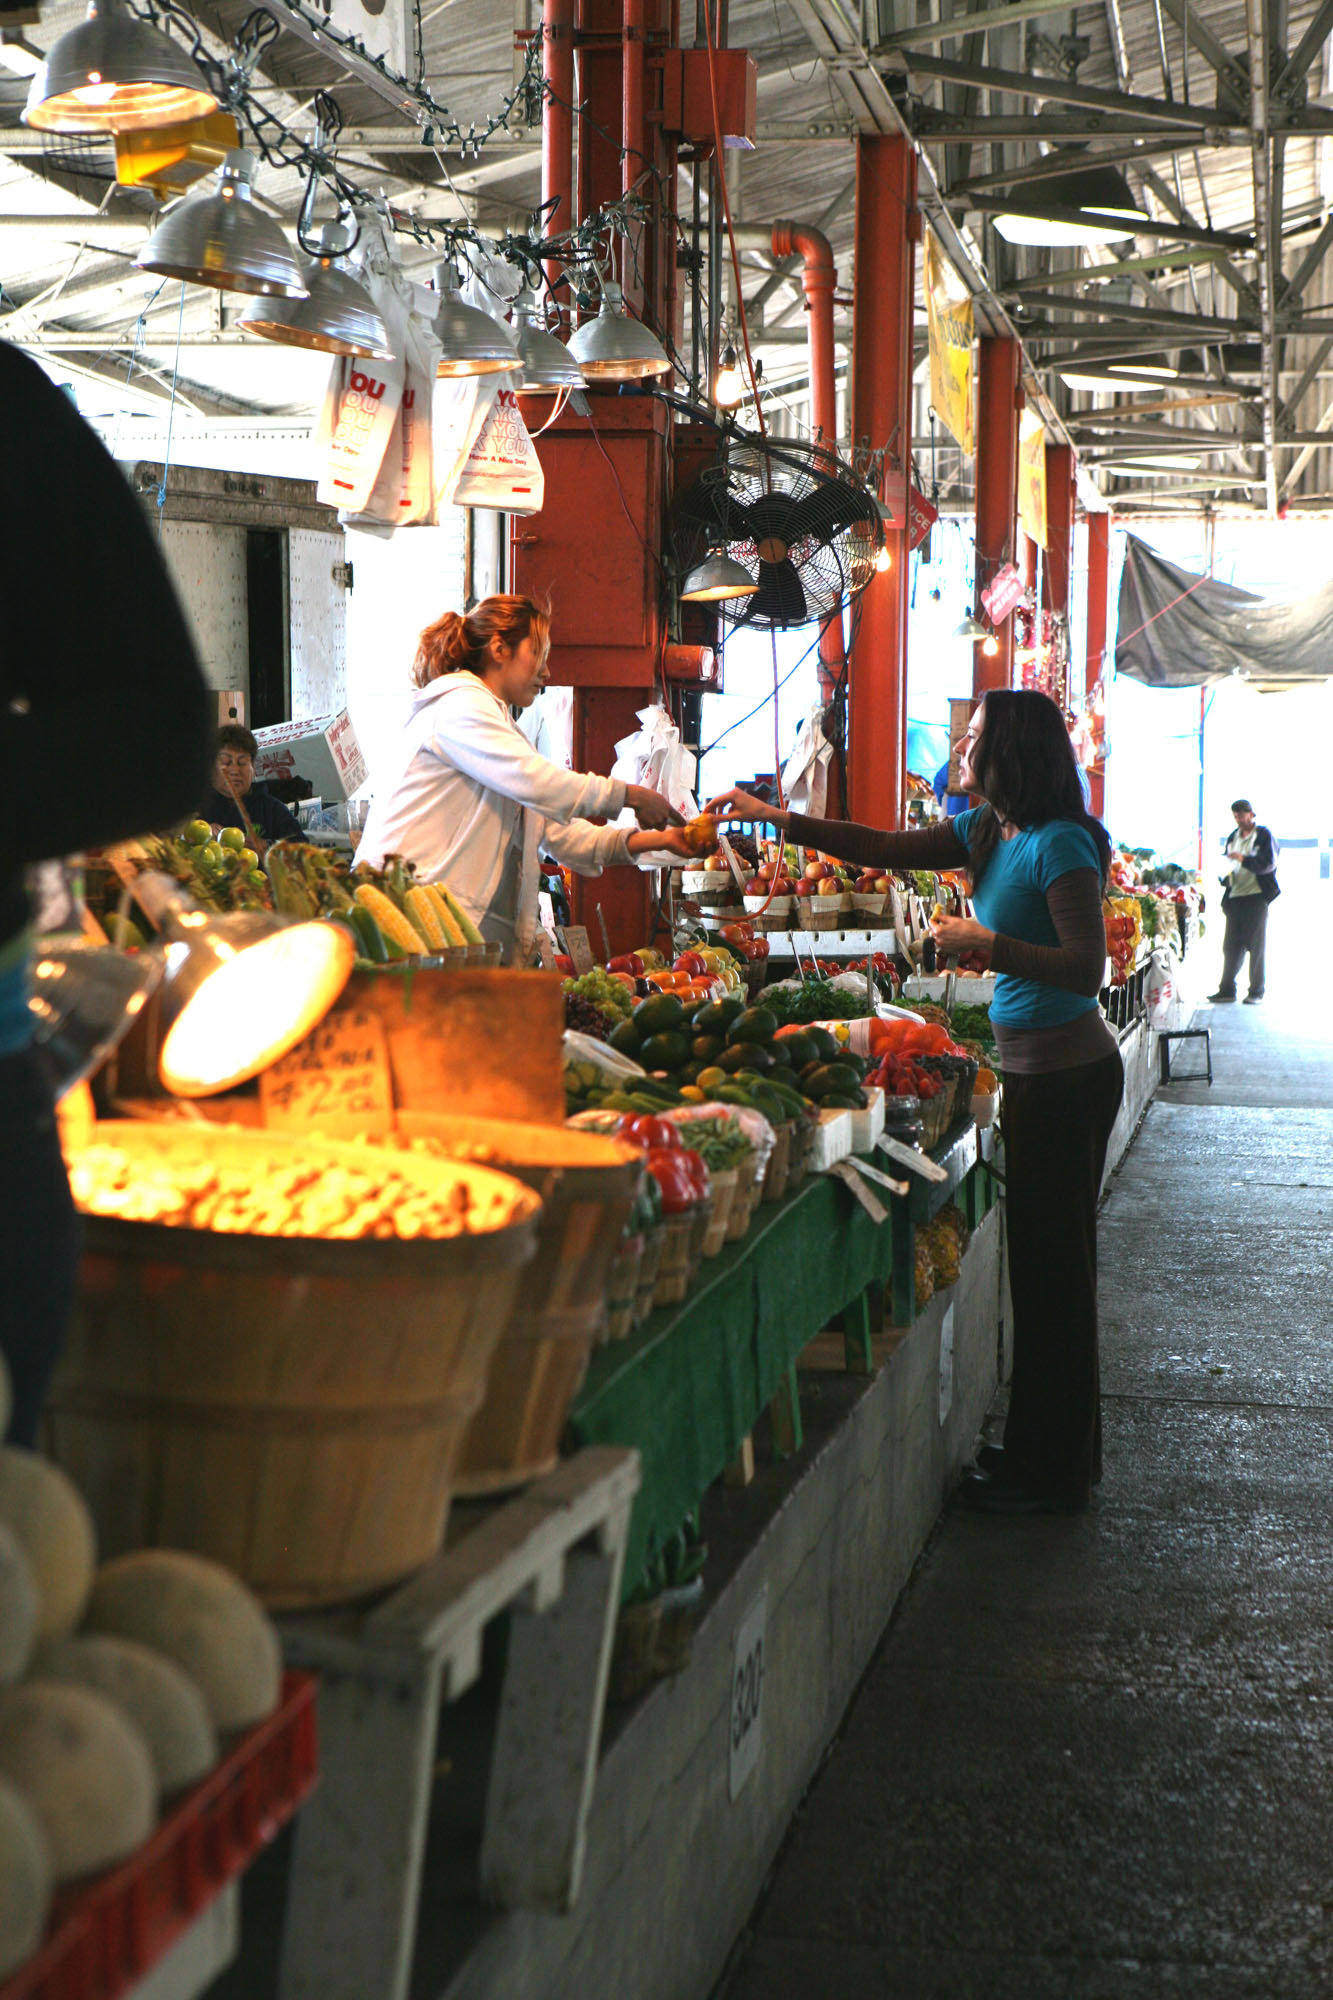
[1243,994,1263,1005]
[957,1469,1089,1517]
[1207,991,1236,1003]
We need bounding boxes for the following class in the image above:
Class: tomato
[680,1148,712,1201]
[645,1146,697,1213]
[619,1114,682,1152]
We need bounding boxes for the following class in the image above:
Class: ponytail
[412,594,551,688]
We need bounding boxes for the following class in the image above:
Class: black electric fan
[673,431,881,628]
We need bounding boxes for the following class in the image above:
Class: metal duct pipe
[771,219,844,695]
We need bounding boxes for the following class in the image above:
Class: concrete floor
[719,1001,1333,1999]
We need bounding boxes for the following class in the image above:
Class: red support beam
[1042,441,1075,708]
[974,336,1022,696]
[847,132,917,830]
[541,0,574,299]
[1084,510,1110,817]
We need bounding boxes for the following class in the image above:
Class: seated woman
[202,725,302,846]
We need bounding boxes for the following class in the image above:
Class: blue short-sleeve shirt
[951,808,1104,1029]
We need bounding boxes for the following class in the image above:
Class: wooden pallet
[276,1446,640,2000]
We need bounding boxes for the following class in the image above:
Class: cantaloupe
[38,1636,218,1795]
[0,1523,37,1686]
[0,1449,96,1645]
[0,1680,155,1882]
[0,1775,51,1977]
[83,1551,280,1732]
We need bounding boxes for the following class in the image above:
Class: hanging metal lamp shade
[24,0,218,134]
[567,279,672,381]
[238,223,392,357]
[510,287,585,391]
[136,148,307,297]
[681,551,758,602]
[954,613,989,641]
[994,165,1146,247]
[434,262,519,378]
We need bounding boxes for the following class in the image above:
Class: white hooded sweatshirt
[357,673,632,960]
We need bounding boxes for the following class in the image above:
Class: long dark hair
[967,688,1111,888]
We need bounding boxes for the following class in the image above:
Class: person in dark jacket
[0,343,212,1442]
[1210,798,1279,1005]
[202,725,303,846]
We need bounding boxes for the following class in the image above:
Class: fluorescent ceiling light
[1060,368,1168,393]
[1107,455,1204,472]
[994,165,1147,247]
[1108,362,1178,380]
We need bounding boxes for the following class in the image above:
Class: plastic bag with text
[1144,947,1176,1029]
[782,707,834,818]
[611,704,699,822]
[315,350,405,514]
[437,376,544,514]
[337,243,441,531]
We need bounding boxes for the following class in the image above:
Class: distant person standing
[1210,798,1280,1005]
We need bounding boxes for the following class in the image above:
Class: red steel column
[847,133,917,830]
[771,221,845,699]
[1042,441,1075,708]
[974,336,1022,696]
[1084,509,1110,817]
[541,0,574,297]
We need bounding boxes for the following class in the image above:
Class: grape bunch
[564,992,613,1042]
[561,968,634,1024]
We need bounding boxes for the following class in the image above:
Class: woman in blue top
[708,689,1123,1515]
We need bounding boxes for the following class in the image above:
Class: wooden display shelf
[275,1446,640,2000]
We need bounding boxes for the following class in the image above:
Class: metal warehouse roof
[2,0,1330,513]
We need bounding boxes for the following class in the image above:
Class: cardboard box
[253,711,367,800]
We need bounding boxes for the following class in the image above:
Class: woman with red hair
[358,595,688,962]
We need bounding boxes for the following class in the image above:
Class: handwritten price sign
[259,1008,395,1137]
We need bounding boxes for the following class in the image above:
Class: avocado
[634,992,687,1036]
[609,1017,643,1056]
[727,1005,779,1046]
[639,1030,691,1071]
[693,996,746,1036]
[720,1042,775,1074]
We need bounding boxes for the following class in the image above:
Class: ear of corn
[354,884,427,955]
[435,881,484,947]
[405,886,449,950]
[424,884,467,948]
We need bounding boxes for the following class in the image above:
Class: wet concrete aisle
[718,998,1333,1999]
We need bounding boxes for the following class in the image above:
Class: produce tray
[2,1671,318,2000]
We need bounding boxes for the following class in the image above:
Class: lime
[182,819,212,847]
[218,826,247,852]
[239,848,259,870]
[199,841,226,870]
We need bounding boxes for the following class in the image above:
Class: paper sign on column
[260,1008,395,1137]
[559,926,596,975]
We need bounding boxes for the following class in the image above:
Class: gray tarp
[1115,533,1333,691]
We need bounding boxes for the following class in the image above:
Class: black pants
[0,1047,79,1445]
[1001,1051,1125,1506]
[1218,895,1267,998]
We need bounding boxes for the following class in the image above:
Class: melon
[0,1524,37,1686]
[38,1636,218,1795]
[0,1680,155,1882]
[0,1775,51,1977]
[84,1551,280,1732]
[0,1449,96,1645]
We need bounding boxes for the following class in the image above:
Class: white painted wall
[342,515,468,792]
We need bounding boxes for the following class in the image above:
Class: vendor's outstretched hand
[703,786,787,825]
[627,826,699,860]
[627,785,685,830]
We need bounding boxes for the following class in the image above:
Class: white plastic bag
[436,376,544,514]
[611,705,699,821]
[1144,948,1177,1029]
[336,237,441,530]
[315,350,404,513]
[782,707,834,818]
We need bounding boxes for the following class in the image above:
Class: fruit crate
[2,1671,318,2000]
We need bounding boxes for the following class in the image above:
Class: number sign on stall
[260,1008,395,1137]
[559,926,596,975]
[729,1588,768,1801]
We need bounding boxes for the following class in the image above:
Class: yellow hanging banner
[925,231,974,457]
[1018,411,1048,548]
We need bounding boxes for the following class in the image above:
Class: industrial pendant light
[954,612,990,641]
[567,279,672,381]
[238,222,392,357]
[680,551,758,602]
[1059,365,1170,394]
[509,286,585,391]
[137,148,307,297]
[24,0,217,134]
[434,262,520,378]
[994,165,1147,247]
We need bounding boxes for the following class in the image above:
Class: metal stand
[1158,1028,1213,1085]
[275,1446,640,2000]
